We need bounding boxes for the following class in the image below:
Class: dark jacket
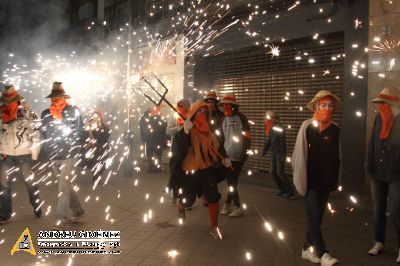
[83,126,110,170]
[210,110,224,133]
[168,129,227,188]
[367,114,400,182]
[40,105,87,161]
[306,123,340,192]
[262,123,286,156]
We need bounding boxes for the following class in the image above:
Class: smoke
[0,0,71,69]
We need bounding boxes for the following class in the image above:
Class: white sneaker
[229,207,244,217]
[220,204,230,215]
[321,253,338,266]
[368,242,384,256]
[396,249,400,264]
[301,247,320,264]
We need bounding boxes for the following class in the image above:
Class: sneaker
[321,253,338,266]
[229,207,244,218]
[220,203,231,215]
[301,247,320,264]
[281,193,296,200]
[71,209,86,223]
[368,242,384,256]
[0,217,10,224]
[396,249,400,263]
[34,208,42,218]
[209,227,223,240]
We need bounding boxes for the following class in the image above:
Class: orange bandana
[50,97,68,120]
[1,101,19,123]
[378,103,393,139]
[193,112,211,133]
[223,104,233,117]
[264,120,274,136]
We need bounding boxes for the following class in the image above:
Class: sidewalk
[0,163,396,266]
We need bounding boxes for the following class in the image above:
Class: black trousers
[224,161,244,208]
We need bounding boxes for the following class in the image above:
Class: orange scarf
[182,128,219,172]
[378,103,393,139]
[313,109,333,132]
[50,98,68,120]
[1,101,19,123]
[223,104,233,117]
[264,120,274,136]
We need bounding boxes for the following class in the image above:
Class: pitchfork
[140,72,234,171]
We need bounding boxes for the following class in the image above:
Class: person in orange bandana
[366,85,400,263]
[0,85,42,224]
[40,82,87,227]
[292,90,341,266]
[218,94,251,218]
[169,100,230,240]
[262,111,294,199]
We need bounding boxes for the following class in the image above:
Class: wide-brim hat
[306,90,341,111]
[204,90,218,101]
[0,85,24,104]
[265,111,278,121]
[371,85,400,106]
[46,82,71,98]
[218,94,239,106]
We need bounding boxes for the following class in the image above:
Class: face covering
[193,111,210,133]
[378,103,393,139]
[50,97,68,120]
[223,104,233,117]
[1,101,19,123]
[264,120,274,136]
[177,106,188,126]
[313,97,333,131]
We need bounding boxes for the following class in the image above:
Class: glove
[183,119,193,134]
[222,158,232,168]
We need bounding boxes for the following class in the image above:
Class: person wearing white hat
[218,94,251,218]
[262,111,295,199]
[366,85,400,263]
[0,85,42,224]
[292,90,341,266]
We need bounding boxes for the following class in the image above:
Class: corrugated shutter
[206,33,344,173]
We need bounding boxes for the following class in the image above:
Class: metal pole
[126,0,132,132]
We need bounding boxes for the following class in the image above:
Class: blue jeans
[270,154,293,195]
[225,161,244,208]
[371,180,400,246]
[303,189,330,257]
[0,155,41,219]
[51,158,84,220]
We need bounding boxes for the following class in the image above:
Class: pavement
[0,160,398,266]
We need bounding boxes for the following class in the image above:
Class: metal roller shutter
[207,33,344,174]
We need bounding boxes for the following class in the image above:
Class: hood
[186,100,209,121]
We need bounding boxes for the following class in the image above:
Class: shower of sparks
[267,44,280,57]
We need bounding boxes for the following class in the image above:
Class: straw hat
[306,90,341,111]
[46,82,71,98]
[205,91,218,100]
[0,85,24,104]
[218,94,239,106]
[371,85,400,106]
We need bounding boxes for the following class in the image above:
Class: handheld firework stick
[140,72,233,171]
